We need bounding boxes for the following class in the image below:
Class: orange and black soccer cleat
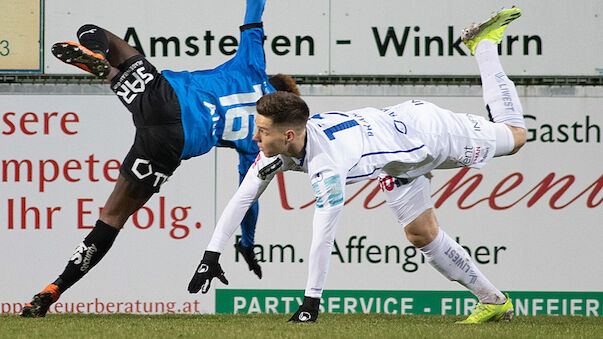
[51,41,110,77]
[20,284,61,318]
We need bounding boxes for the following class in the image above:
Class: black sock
[53,220,119,293]
[76,24,109,56]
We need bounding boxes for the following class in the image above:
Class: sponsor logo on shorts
[465,114,481,132]
[479,147,490,163]
[378,175,410,191]
[458,146,478,166]
[458,146,491,166]
[131,158,169,188]
[112,60,154,104]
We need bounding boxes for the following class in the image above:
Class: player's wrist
[289,296,320,322]
[202,250,221,262]
[240,22,263,32]
[302,296,320,308]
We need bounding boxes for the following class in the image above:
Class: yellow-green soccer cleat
[456,293,514,324]
[461,7,522,55]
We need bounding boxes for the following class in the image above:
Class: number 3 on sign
[0,40,9,56]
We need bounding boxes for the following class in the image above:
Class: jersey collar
[292,134,308,167]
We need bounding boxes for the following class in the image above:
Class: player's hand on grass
[235,242,262,279]
[188,251,229,294]
[288,296,320,323]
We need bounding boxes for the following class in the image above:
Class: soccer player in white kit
[188,8,526,324]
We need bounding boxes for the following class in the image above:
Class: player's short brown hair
[256,91,309,129]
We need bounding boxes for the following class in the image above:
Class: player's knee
[403,209,438,248]
[509,126,527,155]
[404,225,437,248]
[404,229,421,247]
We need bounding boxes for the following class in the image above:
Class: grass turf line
[1,313,602,338]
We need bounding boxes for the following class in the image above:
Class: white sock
[493,123,515,156]
[420,229,506,304]
[475,40,526,129]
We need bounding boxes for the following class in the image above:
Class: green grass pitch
[1,313,602,338]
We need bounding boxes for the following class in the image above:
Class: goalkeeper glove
[288,296,320,323]
[188,251,229,294]
[235,242,262,279]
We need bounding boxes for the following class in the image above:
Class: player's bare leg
[100,175,153,228]
[21,176,152,317]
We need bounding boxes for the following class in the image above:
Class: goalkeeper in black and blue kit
[21,0,297,317]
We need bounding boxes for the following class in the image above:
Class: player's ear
[284,128,296,142]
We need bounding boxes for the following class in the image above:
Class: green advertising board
[217,290,603,316]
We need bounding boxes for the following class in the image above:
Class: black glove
[188,251,229,294]
[288,296,320,323]
[234,242,262,279]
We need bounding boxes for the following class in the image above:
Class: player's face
[253,114,288,157]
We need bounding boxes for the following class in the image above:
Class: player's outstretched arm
[290,171,347,322]
[236,154,263,279]
[205,155,278,254]
[188,154,284,293]
[244,0,266,24]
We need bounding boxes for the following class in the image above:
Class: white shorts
[383,101,500,175]
[378,174,432,227]
[375,101,515,227]
[432,110,498,170]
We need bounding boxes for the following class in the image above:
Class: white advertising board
[1,89,601,316]
[0,95,219,315]
[41,0,603,76]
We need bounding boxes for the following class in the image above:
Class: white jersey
[207,99,498,297]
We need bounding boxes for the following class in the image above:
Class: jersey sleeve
[206,153,286,253]
[243,0,266,25]
[304,168,347,298]
[235,24,266,72]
